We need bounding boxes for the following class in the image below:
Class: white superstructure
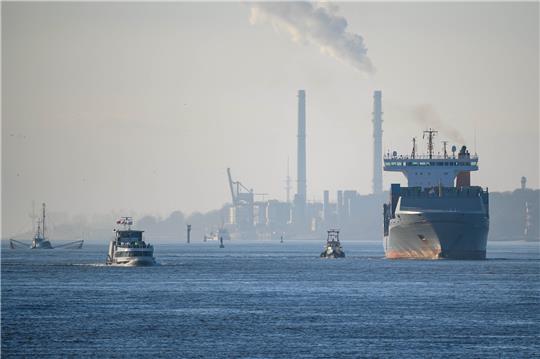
[384,129,478,189]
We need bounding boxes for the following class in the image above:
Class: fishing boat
[9,203,83,250]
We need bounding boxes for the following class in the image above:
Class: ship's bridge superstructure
[384,129,478,189]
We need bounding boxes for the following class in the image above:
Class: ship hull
[32,240,53,249]
[108,256,156,266]
[385,211,488,260]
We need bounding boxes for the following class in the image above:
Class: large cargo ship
[383,129,489,259]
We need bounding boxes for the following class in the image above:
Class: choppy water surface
[2,240,539,358]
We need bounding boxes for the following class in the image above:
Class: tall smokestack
[294,90,307,228]
[372,90,383,194]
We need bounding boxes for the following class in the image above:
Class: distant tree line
[6,189,538,244]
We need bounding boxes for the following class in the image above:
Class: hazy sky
[2,2,538,236]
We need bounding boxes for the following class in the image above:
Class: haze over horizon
[3,2,538,236]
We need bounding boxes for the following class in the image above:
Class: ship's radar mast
[423,128,438,159]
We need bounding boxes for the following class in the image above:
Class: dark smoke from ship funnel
[412,104,466,144]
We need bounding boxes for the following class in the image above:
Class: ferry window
[471,161,477,166]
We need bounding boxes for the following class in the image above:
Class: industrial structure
[293,89,307,231]
[372,90,383,194]
[220,89,387,240]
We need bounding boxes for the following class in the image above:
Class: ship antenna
[442,141,448,159]
[411,137,416,159]
[423,128,438,159]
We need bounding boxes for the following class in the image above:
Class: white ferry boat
[106,217,155,266]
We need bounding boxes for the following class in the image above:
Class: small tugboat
[106,217,155,266]
[320,229,345,258]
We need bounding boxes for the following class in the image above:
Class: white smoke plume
[412,104,466,145]
[249,2,374,74]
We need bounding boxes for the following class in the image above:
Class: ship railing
[398,186,486,198]
[116,242,152,249]
[384,154,478,160]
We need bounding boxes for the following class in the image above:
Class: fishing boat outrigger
[9,203,83,250]
[106,217,155,266]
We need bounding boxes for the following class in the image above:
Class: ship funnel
[456,145,471,187]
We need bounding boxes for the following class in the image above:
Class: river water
[2,240,539,358]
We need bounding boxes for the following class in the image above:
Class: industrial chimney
[294,90,307,227]
[372,90,383,194]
